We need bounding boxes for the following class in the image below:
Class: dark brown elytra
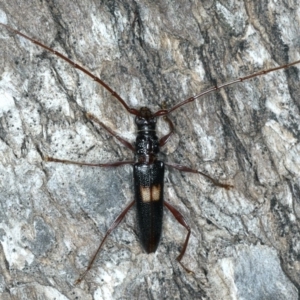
[1,23,300,284]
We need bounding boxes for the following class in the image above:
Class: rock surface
[0,1,299,299]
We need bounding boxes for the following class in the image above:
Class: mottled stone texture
[0,1,299,299]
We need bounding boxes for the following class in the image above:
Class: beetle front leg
[86,112,135,152]
[159,114,175,147]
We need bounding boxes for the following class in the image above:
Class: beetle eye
[135,116,146,125]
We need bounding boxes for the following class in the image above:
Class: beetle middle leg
[160,114,233,190]
[166,162,233,190]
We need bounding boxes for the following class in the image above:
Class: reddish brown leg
[45,156,134,167]
[164,200,193,274]
[86,112,135,152]
[45,156,135,283]
[166,162,233,190]
[75,200,135,284]
[159,115,175,147]
[45,111,136,166]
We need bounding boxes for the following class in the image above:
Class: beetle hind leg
[164,200,194,275]
[75,200,135,284]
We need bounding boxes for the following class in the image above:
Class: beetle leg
[164,200,194,274]
[166,162,233,190]
[44,157,134,167]
[87,112,135,152]
[159,115,175,147]
[75,200,135,284]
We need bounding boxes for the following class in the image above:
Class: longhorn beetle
[1,23,300,284]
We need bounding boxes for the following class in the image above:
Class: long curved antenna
[2,23,299,119]
[153,59,300,117]
[0,23,140,116]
